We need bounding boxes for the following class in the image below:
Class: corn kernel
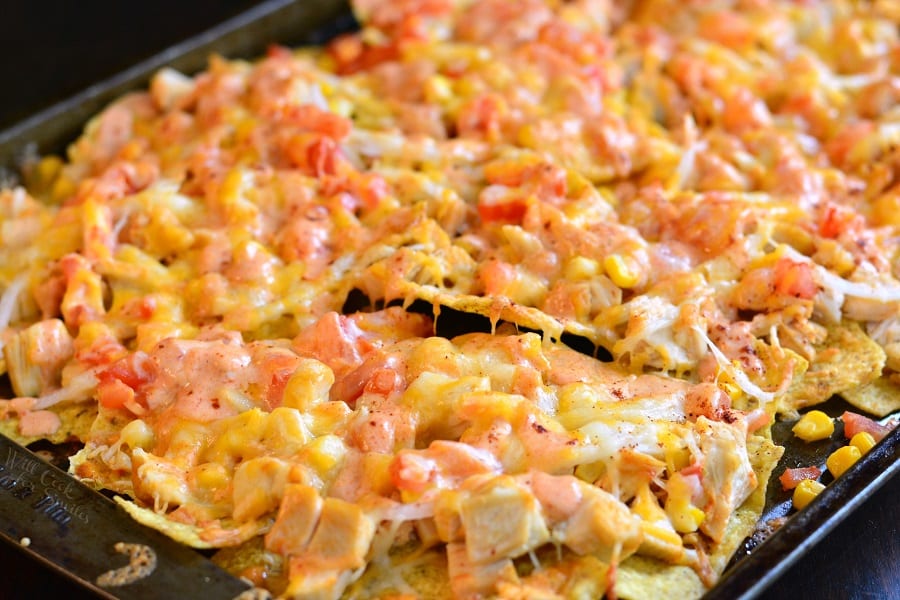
[305,401,353,437]
[667,502,706,534]
[282,359,334,411]
[564,256,601,281]
[50,175,76,203]
[604,254,640,289]
[826,445,862,478]
[166,420,211,463]
[205,409,267,465]
[361,453,394,497]
[718,380,743,401]
[665,473,705,533]
[262,407,311,457]
[32,155,63,189]
[118,140,144,161]
[849,432,876,455]
[329,97,354,118]
[516,124,540,148]
[792,478,825,510]
[119,419,155,451]
[232,456,292,521]
[424,74,454,104]
[301,435,347,479]
[871,194,900,227]
[792,410,834,442]
[192,462,231,491]
[659,429,692,474]
[813,239,856,277]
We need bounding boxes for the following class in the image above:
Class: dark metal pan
[0,434,251,599]
[0,0,357,169]
[0,1,897,598]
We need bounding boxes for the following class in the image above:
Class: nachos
[2,1,899,598]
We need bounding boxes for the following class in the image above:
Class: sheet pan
[1,1,897,597]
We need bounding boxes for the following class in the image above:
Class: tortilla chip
[617,556,706,600]
[782,321,885,411]
[616,432,782,600]
[840,376,900,418]
[213,536,289,596]
[115,497,271,549]
[0,403,97,447]
[710,434,783,571]
[345,544,453,600]
[372,278,585,344]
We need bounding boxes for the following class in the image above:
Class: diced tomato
[59,253,89,280]
[328,34,365,70]
[696,10,754,50]
[456,95,505,141]
[352,172,390,210]
[77,337,128,367]
[478,259,518,297]
[98,351,157,390]
[321,171,389,212]
[677,467,705,505]
[283,134,348,178]
[825,120,875,167]
[306,137,342,177]
[293,312,370,376]
[779,465,822,491]
[842,411,896,442]
[122,296,156,320]
[394,14,429,42]
[97,378,135,410]
[773,258,818,299]
[351,44,401,75]
[477,196,528,223]
[484,161,567,200]
[538,20,610,59]
[261,353,304,408]
[327,34,401,75]
[266,44,292,59]
[818,203,862,239]
[363,367,404,397]
[281,105,352,139]
[97,351,157,413]
[331,353,401,405]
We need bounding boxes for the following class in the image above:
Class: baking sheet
[0,434,251,599]
[0,1,898,598]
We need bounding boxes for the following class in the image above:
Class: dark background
[0,1,898,599]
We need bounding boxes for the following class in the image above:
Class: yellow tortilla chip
[709,434,783,572]
[345,543,453,600]
[617,433,783,600]
[213,536,289,596]
[617,557,706,600]
[0,403,97,447]
[115,497,271,549]
[840,376,900,418]
[782,322,885,411]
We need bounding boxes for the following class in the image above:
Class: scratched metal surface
[0,434,251,599]
[707,400,900,599]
